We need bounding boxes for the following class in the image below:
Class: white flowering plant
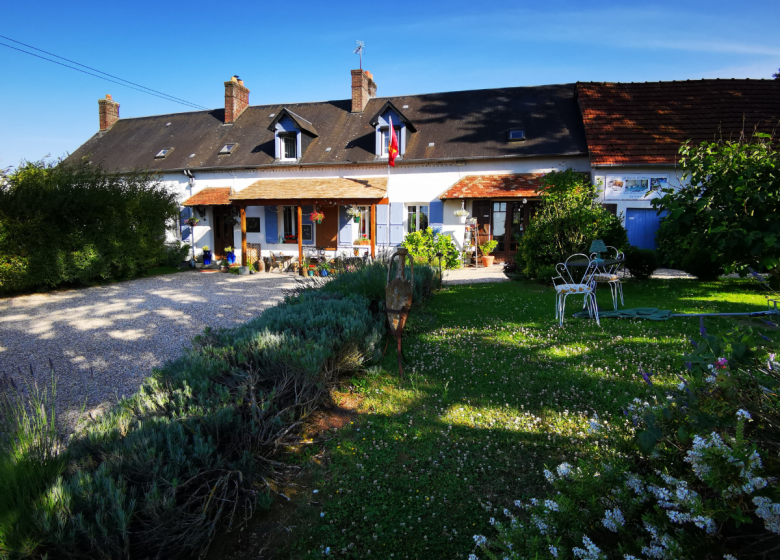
[471,326,780,560]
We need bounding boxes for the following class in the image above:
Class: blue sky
[2,0,778,169]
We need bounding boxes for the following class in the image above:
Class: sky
[1,0,779,169]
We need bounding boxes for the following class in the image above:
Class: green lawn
[290,278,772,559]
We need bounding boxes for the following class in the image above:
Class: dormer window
[219,143,236,155]
[381,127,402,157]
[281,135,297,160]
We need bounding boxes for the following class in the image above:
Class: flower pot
[353,216,360,223]
[203,250,211,265]
[308,270,315,276]
[226,252,236,265]
[481,255,495,267]
[195,262,203,269]
[320,269,329,277]
[458,215,467,223]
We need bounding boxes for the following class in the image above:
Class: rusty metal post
[386,247,414,378]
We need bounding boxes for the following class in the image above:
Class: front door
[318,204,339,250]
[489,201,531,262]
[212,206,234,260]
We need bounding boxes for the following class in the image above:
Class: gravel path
[0,271,296,430]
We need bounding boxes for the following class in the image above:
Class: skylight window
[155,148,172,159]
[508,129,526,141]
[219,143,236,155]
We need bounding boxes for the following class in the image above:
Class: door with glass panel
[490,201,526,261]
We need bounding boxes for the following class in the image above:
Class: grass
[141,265,189,277]
[287,278,773,559]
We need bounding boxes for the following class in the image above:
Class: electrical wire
[0,36,209,110]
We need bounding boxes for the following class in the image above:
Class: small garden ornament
[202,245,211,266]
[386,247,414,379]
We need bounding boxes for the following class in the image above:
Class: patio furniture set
[552,242,625,326]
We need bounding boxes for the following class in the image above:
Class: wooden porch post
[370,204,376,259]
[297,205,303,276]
[240,207,247,266]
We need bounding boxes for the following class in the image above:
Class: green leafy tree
[519,169,628,278]
[0,160,179,293]
[652,136,780,285]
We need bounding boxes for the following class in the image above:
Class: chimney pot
[351,69,377,113]
[224,77,250,123]
[98,94,120,131]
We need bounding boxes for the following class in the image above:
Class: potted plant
[347,206,362,223]
[454,204,469,224]
[308,263,317,277]
[194,256,203,269]
[318,262,330,277]
[224,246,236,265]
[284,234,297,244]
[310,210,325,224]
[479,239,498,267]
[218,259,229,272]
[202,245,211,265]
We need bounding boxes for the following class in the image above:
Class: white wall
[165,156,591,262]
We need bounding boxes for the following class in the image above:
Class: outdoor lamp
[590,239,607,264]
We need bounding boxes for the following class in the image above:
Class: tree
[519,169,628,278]
[774,68,780,79]
[652,136,780,285]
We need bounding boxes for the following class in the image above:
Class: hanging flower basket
[309,211,324,224]
[347,206,362,223]
[185,217,200,227]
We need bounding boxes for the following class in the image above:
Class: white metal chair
[552,254,600,326]
[590,246,625,311]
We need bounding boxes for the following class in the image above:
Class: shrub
[520,169,628,279]
[472,326,780,560]
[653,136,780,284]
[0,160,179,294]
[6,290,384,559]
[402,227,460,269]
[624,246,657,280]
[534,264,558,285]
[679,251,723,281]
[162,241,190,268]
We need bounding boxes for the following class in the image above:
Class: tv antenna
[353,40,365,70]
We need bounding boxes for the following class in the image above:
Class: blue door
[626,208,662,250]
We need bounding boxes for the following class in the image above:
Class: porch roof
[439,173,542,199]
[230,177,388,205]
[181,187,232,206]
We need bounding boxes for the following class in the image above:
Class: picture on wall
[301,224,312,241]
[246,218,260,233]
[605,175,667,200]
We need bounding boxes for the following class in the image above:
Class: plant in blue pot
[225,246,236,265]
[319,261,329,277]
[202,245,212,266]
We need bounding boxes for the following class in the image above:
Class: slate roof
[231,177,387,201]
[440,174,542,199]
[64,84,587,172]
[181,187,232,206]
[577,79,780,166]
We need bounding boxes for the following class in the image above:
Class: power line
[0,36,209,110]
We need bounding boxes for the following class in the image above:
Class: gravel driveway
[0,271,296,430]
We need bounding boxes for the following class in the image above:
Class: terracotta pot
[482,255,495,267]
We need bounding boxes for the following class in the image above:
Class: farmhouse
[66,73,780,267]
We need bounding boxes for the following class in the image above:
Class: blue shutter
[389,202,404,245]
[376,204,389,246]
[265,205,278,244]
[301,205,314,245]
[338,205,352,246]
[429,199,443,232]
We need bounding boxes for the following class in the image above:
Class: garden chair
[552,253,600,326]
[268,252,283,273]
[590,246,625,311]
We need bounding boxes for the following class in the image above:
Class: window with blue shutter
[389,202,404,245]
[376,204,389,246]
[338,205,352,246]
[429,200,444,230]
[264,205,278,244]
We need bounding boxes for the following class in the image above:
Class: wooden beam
[240,207,247,266]
[370,204,376,259]
[231,197,389,207]
[297,205,303,277]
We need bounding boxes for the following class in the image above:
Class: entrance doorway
[212,206,234,260]
[471,199,536,262]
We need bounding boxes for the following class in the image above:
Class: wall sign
[302,224,313,241]
[604,175,671,201]
[245,218,260,233]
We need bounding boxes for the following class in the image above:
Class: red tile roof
[577,80,780,166]
[181,187,232,206]
[439,174,543,199]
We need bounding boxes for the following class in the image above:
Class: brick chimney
[351,69,377,113]
[224,75,250,123]
[98,94,120,131]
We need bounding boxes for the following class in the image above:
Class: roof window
[219,143,236,155]
[508,129,526,141]
[155,148,172,159]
